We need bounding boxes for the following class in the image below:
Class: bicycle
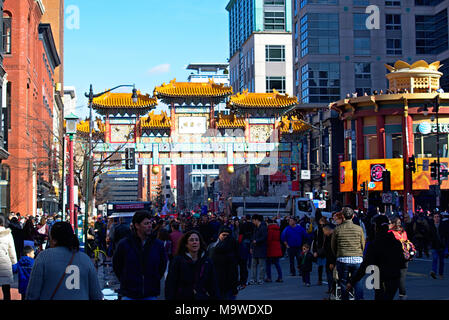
[86,240,108,269]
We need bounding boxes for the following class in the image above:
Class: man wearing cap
[207,226,239,299]
[331,206,365,300]
[347,215,405,300]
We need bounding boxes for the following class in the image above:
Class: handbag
[50,251,76,300]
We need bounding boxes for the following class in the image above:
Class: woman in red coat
[265,218,283,282]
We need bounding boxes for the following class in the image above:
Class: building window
[386,39,402,55]
[386,134,403,158]
[266,77,286,93]
[264,11,285,30]
[266,45,285,61]
[385,0,401,5]
[354,37,370,55]
[301,63,340,103]
[415,133,449,158]
[415,0,443,5]
[354,0,369,5]
[264,0,285,4]
[416,9,448,54]
[364,135,379,159]
[354,62,371,96]
[353,13,368,30]
[300,13,339,57]
[386,14,401,30]
[3,14,11,55]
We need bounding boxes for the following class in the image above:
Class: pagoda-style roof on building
[139,111,171,129]
[279,116,311,133]
[92,91,157,116]
[76,118,105,135]
[228,89,298,109]
[385,60,443,94]
[216,113,246,128]
[153,79,233,104]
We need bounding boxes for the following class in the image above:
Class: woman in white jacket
[0,215,17,300]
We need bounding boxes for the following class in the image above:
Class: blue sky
[64,0,230,119]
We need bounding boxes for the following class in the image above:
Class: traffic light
[320,172,326,188]
[322,190,329,201]
[430,161,438,180]
[441,169,449,179]
[408,155,416,173]
[125,147,136,170]
[382,170,391,192]
[360,181,366,197]
[290,166,297,181]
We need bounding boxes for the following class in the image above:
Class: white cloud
[148,64,171,75]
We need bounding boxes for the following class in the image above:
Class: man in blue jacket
[113,211,167,300]
[281,217,308,276]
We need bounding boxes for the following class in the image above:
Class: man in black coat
[348,215,405,300]
[429,212,448,279]
[112,211,167,300]
[207,226,239,299]
[237,215,254,288]
[111,217,131,253]
[249,214,268,285]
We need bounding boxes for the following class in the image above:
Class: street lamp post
[84,84,138,246]
[434,95,441,206]
[64,113,79,232]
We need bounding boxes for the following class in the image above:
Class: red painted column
[377,115,385,158]
[356,117,364,210]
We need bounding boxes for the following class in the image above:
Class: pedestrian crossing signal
[125,147,136,170]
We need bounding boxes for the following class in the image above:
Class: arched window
[3,12,11,54]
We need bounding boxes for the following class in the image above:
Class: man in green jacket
[331,206,365,300]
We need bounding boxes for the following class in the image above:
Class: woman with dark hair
[165,230,219,300]
[23,218,39,248]
[389,215,412,300]
[26,222,103,300]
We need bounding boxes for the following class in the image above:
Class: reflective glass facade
[301,63,340,103]
[416,9,448,54]
[300,13,339,57]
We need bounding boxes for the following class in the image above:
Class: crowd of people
[0,203,448,300]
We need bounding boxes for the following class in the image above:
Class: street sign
[382,192,393,204]
[301,170,311,180]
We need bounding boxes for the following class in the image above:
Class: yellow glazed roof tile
[92,91,157,109]
[228,89,298,109]
[279,116,311,133]
[140,111,171,129]
[154,79,233,98]
[216,113,246,128]
[76,119,105,134]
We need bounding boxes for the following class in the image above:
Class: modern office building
[293,0,449,203]
[227,0,293,95]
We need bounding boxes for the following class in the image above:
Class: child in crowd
[298,243,313,287]
[12,246,35,300]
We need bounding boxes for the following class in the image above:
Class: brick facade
[3,0,60,215]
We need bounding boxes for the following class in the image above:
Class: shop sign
[418,122,449,134]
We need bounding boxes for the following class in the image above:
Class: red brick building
[3,0,60,215]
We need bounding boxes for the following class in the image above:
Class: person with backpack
[389,215,415,300]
